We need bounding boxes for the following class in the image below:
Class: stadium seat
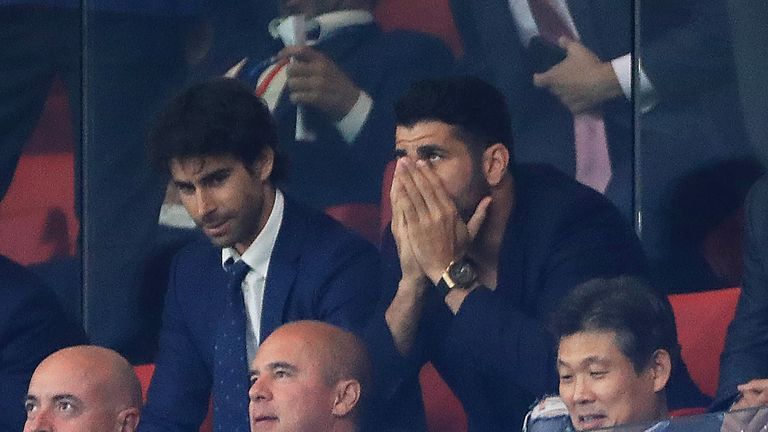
[668,287,741,398]
[324,203,381,245]
[133,364,213,432]
[374,0,462,55]
[420,363,468,432]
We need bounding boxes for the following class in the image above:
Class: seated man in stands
[140,79,378,431]
[23,345,142,432]
[366,76,648,431]
[526,276,681,431]
[249,320,371,432]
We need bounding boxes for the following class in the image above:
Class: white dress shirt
[221,189,284,364]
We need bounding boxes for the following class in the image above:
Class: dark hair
[549,276,680,373]
[148,78,285,181]
[394,76,514,163]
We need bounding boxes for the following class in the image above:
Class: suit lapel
[259,199,303,341]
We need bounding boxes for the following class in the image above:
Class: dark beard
[456,170,491,223]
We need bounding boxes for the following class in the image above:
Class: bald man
[23,345,142,432]
[248,321,372,432]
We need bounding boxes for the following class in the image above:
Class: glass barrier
[2,0,766,365]
[594,407,768,432]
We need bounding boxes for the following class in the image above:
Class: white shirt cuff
[336,91,373,144]
[611,54,659,113]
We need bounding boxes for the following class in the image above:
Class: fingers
[533,71,550,88]
[738,379,768,393]
[393,157,462,224]
[408,160,451,218]
[558,36,576,50]
[466,196,492,240]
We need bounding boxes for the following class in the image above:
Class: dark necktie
[528,0,612,193]
[212,259,252,432]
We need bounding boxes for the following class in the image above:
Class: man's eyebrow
[172,178,193,187]
[557,356,610,368]
[199,167,232,182]
[415,144,444,157]
[393,148,407,158]
[52,393,82,403]
[267,361,298,372]
[24,395,38,404]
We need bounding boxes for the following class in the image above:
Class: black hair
[549,276,680,373]
[148,78,286,181]
[394,76,514,163]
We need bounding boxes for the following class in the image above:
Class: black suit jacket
[0,255,86,431]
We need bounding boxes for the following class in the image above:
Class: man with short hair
[366,76,647,431]
[530,277,677,431]
[248,320,371,432]
[139,78,379,432]
[23,345,142,432]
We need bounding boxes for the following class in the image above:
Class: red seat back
[374,0,462,55]
[420,363,468,432]
[324,203,380,245]
[133,364,213,432]
[668,287,741,397]
[379,160,396,235]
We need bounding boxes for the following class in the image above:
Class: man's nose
[573,376,596,404]
[248,376,272,402]
[24,408,53,432]
[195,188,216,218]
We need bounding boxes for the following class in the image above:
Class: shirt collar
[221,189,285,279]
[269,9,374,44]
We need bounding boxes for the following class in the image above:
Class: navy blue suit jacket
[0,255,86,431]
[236,22,454,209]
[139,198,380,431]
[366,165,647,432]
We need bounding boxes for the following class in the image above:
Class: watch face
[449,259,477,287]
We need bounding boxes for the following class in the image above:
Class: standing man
[227,0,454,212]
[366,76,647,431]
[23,345,142,432]
[450,0,753,290]
[248,321,371,432]
[139,79,379,432]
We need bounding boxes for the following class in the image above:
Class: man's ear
[117,407,140,432]
[252,147,275,181]
[482,143,510,186]
[648,349,672,393]
[331,379,362,417]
